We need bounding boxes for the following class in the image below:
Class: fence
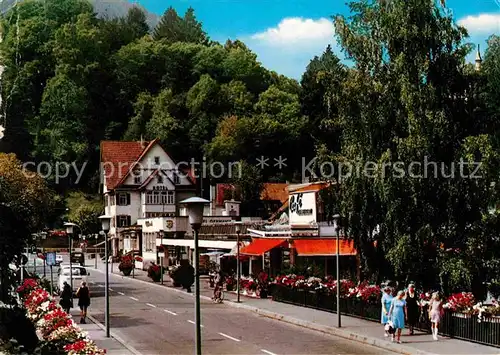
[271,284,500,348]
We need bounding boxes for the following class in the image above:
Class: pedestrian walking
[75,281,90,324]
[381,286,393,337]
[388,290,407,343]
[428,292,444,341]
[405,284,419,335]
[59,281,72,314]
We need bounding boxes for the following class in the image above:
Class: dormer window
[154,156,160,165]
[157,175,163,183]
[173,172,180,184]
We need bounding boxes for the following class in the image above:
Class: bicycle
[213,283,224,303]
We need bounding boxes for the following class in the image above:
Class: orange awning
[240,238,287,256]
[292,239,357,256]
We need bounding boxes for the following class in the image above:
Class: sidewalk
[70,309,137,355]
[89,259,500,355]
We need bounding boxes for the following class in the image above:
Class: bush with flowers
[15,278,106,355]
[444,292,476,313]
[147,263,162,282]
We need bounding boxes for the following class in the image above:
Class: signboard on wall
[202,217,234,224]
[289,192,316,225]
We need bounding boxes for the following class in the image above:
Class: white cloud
[243,17,341,79]
[251,17,335,46]
[458,13,500,35]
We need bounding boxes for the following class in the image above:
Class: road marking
[129,297,139,301]
[118,292,125,296]
[164,309,177,315]
[218,332,240,342]
[261,350,277,355]
[187,320,204,327]
[146,303,156,308]
[109,288,113,291]
[97,284,103,287]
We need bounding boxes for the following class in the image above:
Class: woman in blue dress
[381,286,393,337]
[389,290,407,343]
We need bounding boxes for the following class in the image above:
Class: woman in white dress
[428,292,444,340]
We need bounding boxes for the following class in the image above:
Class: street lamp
[234,221,242,303]
[332,214,341,328]
[180,197,209,355]
[99,215,111,338]
[40,232,47,277]
[63,222,78,294]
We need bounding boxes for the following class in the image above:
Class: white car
[58,265,89,291]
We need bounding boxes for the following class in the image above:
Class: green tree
[66,191,103,235]
[315,0,500,294]
[153,6,208,45]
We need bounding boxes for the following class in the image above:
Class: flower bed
[16,278,106,354]
[271,274,500,348]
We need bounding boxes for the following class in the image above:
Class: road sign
[46,252,56,266]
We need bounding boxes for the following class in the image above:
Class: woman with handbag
[381,286,393,337]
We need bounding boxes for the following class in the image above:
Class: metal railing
[271,285,500,348]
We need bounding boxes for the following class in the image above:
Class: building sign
[289,192,316,225]
[145,221,153,227]
[202,217,234,224]
[165,220,174,229]
[153,186,169,191]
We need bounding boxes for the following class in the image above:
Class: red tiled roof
[101,140,153,190]
[260,183,288,202]
[289,182,330,194]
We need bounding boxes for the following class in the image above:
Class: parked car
[55,254,63,265]
[71,252,85,266]
[58,265,89,292]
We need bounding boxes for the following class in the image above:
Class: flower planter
[259,290,268,298]
[121,268,132,276]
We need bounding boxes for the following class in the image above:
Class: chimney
[140,135,146,149]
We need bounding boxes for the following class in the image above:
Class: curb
[87,314,143,355]
[91,266,433,354]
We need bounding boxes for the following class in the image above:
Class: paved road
[85,271,394,355]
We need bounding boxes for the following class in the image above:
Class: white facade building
[100,139,196,257]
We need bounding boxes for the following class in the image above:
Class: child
[428,292,444,340]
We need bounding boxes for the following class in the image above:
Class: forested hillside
[0,0,499,295]
[0,0,314,196]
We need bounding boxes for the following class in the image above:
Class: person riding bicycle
[213,270,224,300]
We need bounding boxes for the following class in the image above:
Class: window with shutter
[126,193,131,205]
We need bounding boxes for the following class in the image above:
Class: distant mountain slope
[0,0,160,30]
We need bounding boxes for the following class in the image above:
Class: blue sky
[135,0,500,79]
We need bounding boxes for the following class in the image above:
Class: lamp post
[99,215,111,338]
[234,221,242,303]
[180,197,209,355]
[332,214,341,328]
[41,232,47,277]
[63,223,78,293]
